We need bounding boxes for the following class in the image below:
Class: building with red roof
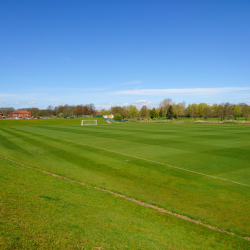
[11,110,31,118]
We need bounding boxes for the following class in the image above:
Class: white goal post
[81,120,97,126]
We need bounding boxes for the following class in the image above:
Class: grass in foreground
[0,121,249,248]
[1,123,249,236]
[0,158,249,249]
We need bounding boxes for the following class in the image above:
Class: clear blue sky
[1,0,250,110]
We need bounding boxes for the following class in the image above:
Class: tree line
[0,104,96,118]
[1,99,250,120]
[102,99,250,121]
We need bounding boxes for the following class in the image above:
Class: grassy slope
[0,120,249,248]
[0,158,249,249]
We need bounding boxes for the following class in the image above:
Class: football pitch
[0,120,250,249]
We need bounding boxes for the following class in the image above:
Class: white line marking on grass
[1,155,249,242]
[14,127,250,187]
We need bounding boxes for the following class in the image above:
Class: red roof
[12,110,30,114]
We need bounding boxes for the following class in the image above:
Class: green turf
[1,158,249,249]
[0,120,249,248]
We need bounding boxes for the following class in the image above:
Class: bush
[114,113,123,120]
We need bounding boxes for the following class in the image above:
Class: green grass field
[0,119,250,249]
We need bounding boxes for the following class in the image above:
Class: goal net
[81,120,97,126]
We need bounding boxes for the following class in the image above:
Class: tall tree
[187,104,198,119]
[214,105,224,121]
[47,105,54,117]
[150,108,157,119]
[75,105,84,115]
[159,107,163,118]
[55,105,66,116]
[242,104,250,121]
[173,103,185,119]
[111,106,128,118]
[212,104,219,114]
[231,104,242,120]
[159,98,173,117]
[88,103,96,116]
[26,107,40,117]
[101,109,111,115]
[197,103,208,117]
[159,98,173,107]
[139,105,147,118]
[36,109,48,117]
[214,103,232,121]
[166,105,174,119]
[128,105,139,118]
[82,105,90,115]
[203,106,213,120]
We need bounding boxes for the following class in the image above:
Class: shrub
[114,113,123,120]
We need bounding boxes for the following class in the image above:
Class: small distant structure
[103,114,114,119]
[11,110,31,119]
[0,112,4,119]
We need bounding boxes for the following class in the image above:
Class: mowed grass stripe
[100,124,250,149]
[7,124,249,188]
[32,124,250,180]
[1,155,249,243]
[15,125,250,187]
[35,125,242,151]
[1,159,249,249]
[3,126,249,237]
[29,123,250,153]
[82,123,249,141]
[4,126,240,196]
[14,125,250,188]
[0,130,32,156]
[0,128,143,184]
